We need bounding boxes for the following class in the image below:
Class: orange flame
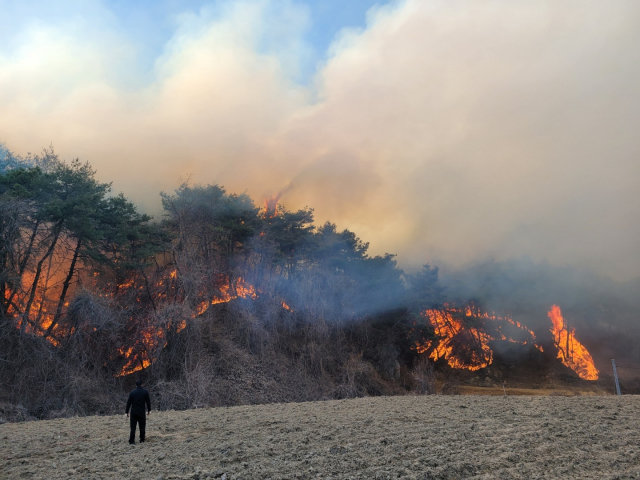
[117,275,259,376]
[264,197,279,218]
[116,328,156,377]
[422,309,493,371]
[6,253,263,377]
[117,345,151,376]
[193,278,258,316]
[547,305,598,380]
[263,183,292,218]
[414,305,542,371]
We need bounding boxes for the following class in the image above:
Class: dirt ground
[2,394,640,479]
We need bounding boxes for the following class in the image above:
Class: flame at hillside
[194,277,257,316]
[4,263,260,377]
[414,304,598,380]
[6,269,70,346]
[548,305,599,380]
[0,170,601,383]
[116,317,188,377]
[7,257,601,381]
[2,158,621,422]
[115,275,257,377]
[423,309,493,370]
[415,305,541,371]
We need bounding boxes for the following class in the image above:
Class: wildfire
[194,277,258,316]
[116,273,259,375]
[7,253,599,383]
[263,183,293,218]
[6,280,62,346]
[235,279,258,300]
[415,305,542,371]
[420,308,494,371]
[548,305,599,380]
[414,304,598,380]
[117,345,152,377]
[116,276,259,376]
[263,195,281,218]
[115,318,188,377]
[7,262,261,377]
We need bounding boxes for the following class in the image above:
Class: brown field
[2,393,639,479]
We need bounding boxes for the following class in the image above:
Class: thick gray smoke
[439,258,640,369]
[1,0,639,281]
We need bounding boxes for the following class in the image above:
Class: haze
[1,0,638,280]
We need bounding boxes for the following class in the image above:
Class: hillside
[2,394,639,479]
[1,154,635,421]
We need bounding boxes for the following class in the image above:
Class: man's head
[136,380,143,387]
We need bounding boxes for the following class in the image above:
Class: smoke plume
[1,0,639,280]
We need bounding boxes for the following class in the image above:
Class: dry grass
[2,394,639,479]
[457,385,607,396]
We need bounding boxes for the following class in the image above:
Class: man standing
[126,379,151,444]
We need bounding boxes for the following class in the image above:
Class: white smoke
[1,0,639,280]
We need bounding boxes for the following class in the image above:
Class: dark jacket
[126,387,151,416]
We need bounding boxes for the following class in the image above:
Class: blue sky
[0,0,390,83]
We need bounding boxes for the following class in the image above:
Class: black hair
[135,380,143,387]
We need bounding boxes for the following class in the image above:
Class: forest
[0,146,637,422]
[0,147,447,420]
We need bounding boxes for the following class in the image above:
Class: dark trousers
[129,413,146,444]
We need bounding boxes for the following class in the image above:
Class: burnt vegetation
[0,146,635,421]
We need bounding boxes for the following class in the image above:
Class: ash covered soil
[2,395,640,479]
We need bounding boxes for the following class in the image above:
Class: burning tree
[0,149,168,374]
[0,151,112,339]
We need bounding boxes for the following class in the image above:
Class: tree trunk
[21,221,63,332]
[0,240,7,318]
[18,219,41,274]
[3,219,40,316]
[47,237,81,337]
[36,252,55,326]
[141,267,157,312]
[565,319,570,361]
